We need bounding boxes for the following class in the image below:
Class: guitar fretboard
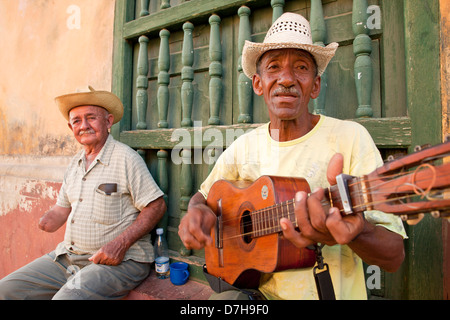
[251,199,297,237]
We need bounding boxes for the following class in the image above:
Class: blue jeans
[0,251,150,300]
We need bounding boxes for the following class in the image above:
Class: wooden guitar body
[205,176,316,288]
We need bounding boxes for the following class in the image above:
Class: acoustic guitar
[204,141,450,288]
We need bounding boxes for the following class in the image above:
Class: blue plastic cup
[170,262,189,285]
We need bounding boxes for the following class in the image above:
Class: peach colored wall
[0,0,116,277]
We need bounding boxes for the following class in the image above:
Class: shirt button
[71,241,75,245]
[79,198,83,202]
[71,219,75,224]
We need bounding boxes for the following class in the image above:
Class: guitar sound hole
[241,210,253,244]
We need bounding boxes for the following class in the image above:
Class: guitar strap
[312,244,336,300]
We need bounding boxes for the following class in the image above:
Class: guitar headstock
[362,140,450,224]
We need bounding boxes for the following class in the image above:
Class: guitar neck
[250,177,366,238]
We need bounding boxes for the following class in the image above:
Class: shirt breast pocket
[92,184,122,225]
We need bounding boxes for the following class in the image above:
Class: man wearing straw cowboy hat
[179,12,406,300]
[0,87,166,299]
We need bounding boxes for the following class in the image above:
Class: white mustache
[79,130,95,136]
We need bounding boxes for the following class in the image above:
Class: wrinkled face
[252,48,320,121]
[68,105,113,148]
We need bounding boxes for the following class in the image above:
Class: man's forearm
[118,196,166,249]
[348,220,404,272]
[39,205,71,232]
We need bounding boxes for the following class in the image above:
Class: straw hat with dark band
[242,12,338,79]
[55,86,124,124]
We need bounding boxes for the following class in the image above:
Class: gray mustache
[273,87,299,96]
[79,130,95,136]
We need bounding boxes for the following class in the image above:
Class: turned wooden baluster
[161,0,170,10]
[158,29,170,128]
[271,0,284,22]
[140,0,149,17]
[179,148,193,256]
[237,6,253,124]
[156,150,169,233]
[311,0,328,115]
[136,35,149,130]
[208,14,222,125]
[181,22,194,127]
[353,0,373,118]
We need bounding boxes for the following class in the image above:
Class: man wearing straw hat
[0,87,166,299]
[179,13,406,300]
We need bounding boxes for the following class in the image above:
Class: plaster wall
[0,0,116,277]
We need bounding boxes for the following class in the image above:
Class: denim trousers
[0,251,150,300]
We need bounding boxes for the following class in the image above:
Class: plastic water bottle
[154,228,170,279]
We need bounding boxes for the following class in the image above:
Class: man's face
[252,48,320,121]
[68,105,113,148]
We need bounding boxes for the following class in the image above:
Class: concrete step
[124,271,214,300]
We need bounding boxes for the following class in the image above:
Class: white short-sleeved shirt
[55,135,164,263]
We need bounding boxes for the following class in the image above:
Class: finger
[327,153,344,185]
[294,191,317,240]
[308,188,328,233]
[280,217,314,248]
[325,207,363,244]
[89,251,100,264]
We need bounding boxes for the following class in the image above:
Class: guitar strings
[220,186,450,242]
[217,167,450,241]
[221,170,449,232]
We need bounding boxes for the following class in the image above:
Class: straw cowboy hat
[242,12,338,79]
[55,86,124,124]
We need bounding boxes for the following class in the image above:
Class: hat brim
[55,91,124,125]
[242,41,338,79]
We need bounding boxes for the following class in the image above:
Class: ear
[67,122,73,131]
[310,76,321,99]
[252,74,264,96]
[106,113,114,129]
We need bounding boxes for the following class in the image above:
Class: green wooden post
[237,6,253,124]
[158,29,170,128]
[181,22,194,127]
[352,0,373,118]
[208,14,222,125]
[401,0,442,300]
[111,0,135,137]
[156,150,169,234]
[136,35,149,130]
[310,0,327,115]
[179,149,192,256]
[140,0,149,17]
[271,0,284,22]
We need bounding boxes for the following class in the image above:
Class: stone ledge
[124,271,214,300]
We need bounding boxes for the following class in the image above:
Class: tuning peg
[386,153,406,162]
[401,213,424,225]
[431,210,450,219]
[414,144,431,152]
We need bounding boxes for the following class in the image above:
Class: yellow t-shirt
[200,115,407,300]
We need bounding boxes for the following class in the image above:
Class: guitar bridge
[215,199,224,267]
[215,199,223,249]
